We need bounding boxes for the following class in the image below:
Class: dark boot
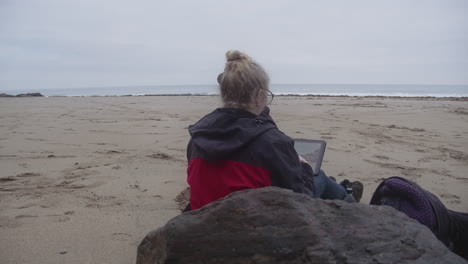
[370,176,468,260]
[340,179,363,202]
[447,210,468,259]
[351,181,363,202]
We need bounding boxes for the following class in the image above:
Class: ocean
[2,84,468,97]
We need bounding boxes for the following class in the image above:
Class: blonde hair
[218,50,270,109]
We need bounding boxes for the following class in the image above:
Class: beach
[0,95,467,263]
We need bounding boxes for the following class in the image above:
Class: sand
[0,95,467,263]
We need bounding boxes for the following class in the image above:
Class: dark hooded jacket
[187,107,314,210]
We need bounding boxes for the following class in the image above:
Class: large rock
[137,187,467,264]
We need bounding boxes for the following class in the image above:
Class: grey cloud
[0,0,467,90]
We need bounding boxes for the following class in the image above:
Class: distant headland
[0,93,44,97]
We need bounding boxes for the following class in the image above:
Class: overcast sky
[1,0,467,90]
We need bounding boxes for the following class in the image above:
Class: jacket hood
[188,107,277,161]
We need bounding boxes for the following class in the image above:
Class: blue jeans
[313,170,347,200]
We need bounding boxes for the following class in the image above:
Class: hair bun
[225,50,252,62]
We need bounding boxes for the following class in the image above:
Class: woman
[186,50,361,210]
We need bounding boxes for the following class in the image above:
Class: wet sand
[0,95,467,263]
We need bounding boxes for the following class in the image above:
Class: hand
[299,155,308,163]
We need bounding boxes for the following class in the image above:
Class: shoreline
[2,93,468,101]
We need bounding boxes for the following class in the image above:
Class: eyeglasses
[266,89,275,105]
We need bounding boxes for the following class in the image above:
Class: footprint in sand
[373,155,389,160]
[452,108,468,115]
[175,187,190,211]
[387,124,425,132]
[15,214,39,219]
[0,176,17,182]
[440,193,461,204]
[1,172,42,183]
[17,172,41,178]
[25,138,47,142]
[147,152,174,160]
[111,233,132,241]
[46,214,71,223]
[94,150,126,155]
[83,194,124,208]
[15,202,38,209]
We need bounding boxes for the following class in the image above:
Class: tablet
[293,139,327,176]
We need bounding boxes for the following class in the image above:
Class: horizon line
[3,82,467,91]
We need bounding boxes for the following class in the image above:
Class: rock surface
[137,187,467,264]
